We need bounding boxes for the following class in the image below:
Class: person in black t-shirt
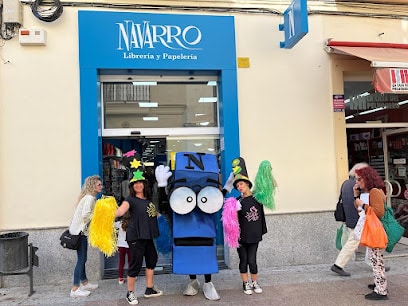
[235,178,267,295]
[116,176,163,305]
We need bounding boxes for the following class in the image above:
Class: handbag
[360,206,388,249]
[381,205,405,253]
[60,229,82,250]
[334,193,345,222]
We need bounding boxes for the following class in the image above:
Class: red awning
[326,40,408,93]
[373,68,408,94]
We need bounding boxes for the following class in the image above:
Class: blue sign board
[278,0,308,49]
[78,11,237,70]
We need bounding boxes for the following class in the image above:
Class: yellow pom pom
[89,196,118,257]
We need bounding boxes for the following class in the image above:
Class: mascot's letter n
[170,152,223,275]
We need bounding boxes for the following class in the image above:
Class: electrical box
[19,29,47,46]
[3,0,23,25]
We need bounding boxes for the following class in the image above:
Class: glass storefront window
[344,81,408,123]
[102,81,219,129]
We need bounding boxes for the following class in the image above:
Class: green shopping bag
[381,205,405,253]
[336,224,344,250]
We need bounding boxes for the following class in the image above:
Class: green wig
[253,160,276,210]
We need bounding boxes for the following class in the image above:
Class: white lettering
[117,20,203,51]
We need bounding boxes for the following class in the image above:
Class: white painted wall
[1,4,407,230]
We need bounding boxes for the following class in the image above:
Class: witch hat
[231,157,252,189]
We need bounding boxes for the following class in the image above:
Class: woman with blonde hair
[69,175,103,298]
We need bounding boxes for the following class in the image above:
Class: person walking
[69,175,103,297]
[354,166,388,300]
[331,162,368,277]
[115,171,163,305]
[115,212,131,285]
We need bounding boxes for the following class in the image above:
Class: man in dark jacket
[331,162,368,276]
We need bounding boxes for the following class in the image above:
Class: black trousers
[127,239,158,277]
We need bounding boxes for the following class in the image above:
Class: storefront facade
[1,1,408,285]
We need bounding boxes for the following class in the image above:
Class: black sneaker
[365,292,388,300]
[331,264,351,276]
[126,291,139,305]
[368,284,375,290]
[144,287,163,298]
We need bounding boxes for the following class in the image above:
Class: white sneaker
[243,281,253,295]
[80,282,98,291]
[119,278,125,285]
[252,281,263,294]
[183,279,200,296]
[70,288,90,297]
[203,282,220,300]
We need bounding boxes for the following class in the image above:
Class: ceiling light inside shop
[344,92,369,104]
[149,140,160,143]
[132,81,157,86]
[359,107,385,115]
[139,102,158,107]
[199,122,210,126]
[194,143,202,147]
[207,148,215,151]
[198,97,217,103]
[207,81,217,86]
[143,117,158,121]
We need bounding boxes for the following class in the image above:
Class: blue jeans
[73,235,88,286]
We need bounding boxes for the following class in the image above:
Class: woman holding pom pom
[115,169,163,305]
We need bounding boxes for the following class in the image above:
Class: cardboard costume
[155,152,225,300]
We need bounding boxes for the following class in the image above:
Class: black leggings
[237,242,259,274]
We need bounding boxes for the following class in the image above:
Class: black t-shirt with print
[238,195,267,244]
[125,196,159,242]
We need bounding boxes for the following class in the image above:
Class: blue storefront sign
[278,0,308,49]
[77,11,240,189]
[79,11,236,69]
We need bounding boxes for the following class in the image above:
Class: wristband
[354,196,359,200]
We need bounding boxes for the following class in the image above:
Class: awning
[326,40,408,93]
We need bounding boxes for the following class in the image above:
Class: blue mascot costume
[155,152,234,300]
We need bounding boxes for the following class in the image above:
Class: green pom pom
[253,160,276,210]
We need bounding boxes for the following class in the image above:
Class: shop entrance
[99,73,225,278]
[346,127,408,253]
[344,76,408,254]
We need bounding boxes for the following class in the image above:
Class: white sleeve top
[115,221,129,248]
[69,194,96,236]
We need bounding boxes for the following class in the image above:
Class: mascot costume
[155,152,234,300]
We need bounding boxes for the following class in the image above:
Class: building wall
[1,3,407,285]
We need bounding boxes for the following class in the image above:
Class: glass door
[383,128,408,243]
